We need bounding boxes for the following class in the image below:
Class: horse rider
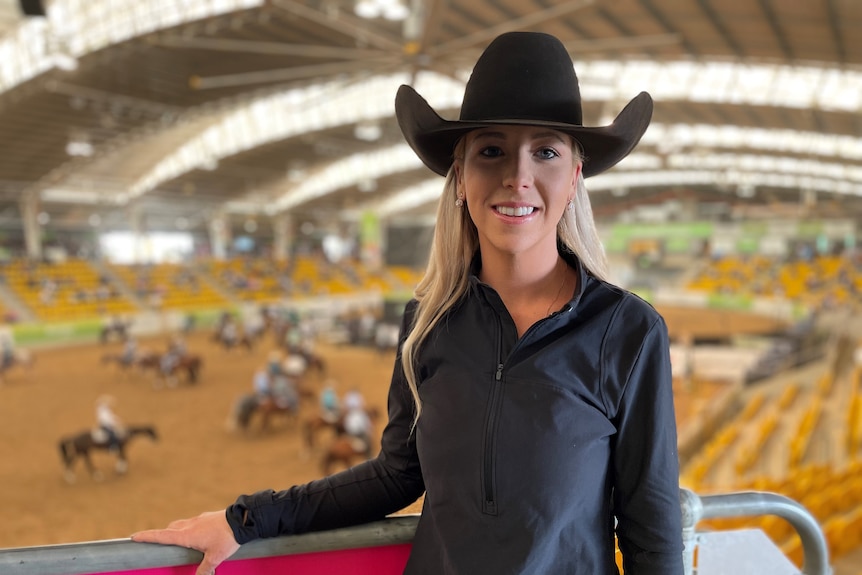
[95,395,125,453]
[342,401,373,456]
[220,318,239,349]
[0,322,15,370]
[270,355,304,411]
[342,387,365,413]
[120,337,138,367]
[253,351,284,405]
[319,379,340,424]
[160,335,186,377]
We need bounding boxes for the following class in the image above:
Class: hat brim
[395,85,653,178]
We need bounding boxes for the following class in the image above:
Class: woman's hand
[131,510,241,575]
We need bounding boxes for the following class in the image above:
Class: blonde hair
[400,140,608,420]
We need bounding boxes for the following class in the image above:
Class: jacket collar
[467,248,591,313]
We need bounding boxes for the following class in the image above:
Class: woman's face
[455,125,581,261]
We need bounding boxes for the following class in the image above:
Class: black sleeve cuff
[225,499,259,545]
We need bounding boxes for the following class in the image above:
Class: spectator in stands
[132,31,683,575]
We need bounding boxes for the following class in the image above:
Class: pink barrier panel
[93,544,412,575]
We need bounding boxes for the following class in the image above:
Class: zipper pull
[495,364,503,381]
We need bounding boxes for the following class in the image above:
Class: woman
[132,31,683,575]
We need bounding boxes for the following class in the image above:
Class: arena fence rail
[0,489,830,575]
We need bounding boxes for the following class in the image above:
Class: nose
[502,151,533,190]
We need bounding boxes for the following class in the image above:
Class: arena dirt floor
[0,305,788,550]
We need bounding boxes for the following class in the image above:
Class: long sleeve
[227,303,425,543]
[609,313,684,575]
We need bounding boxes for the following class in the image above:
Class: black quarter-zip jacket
[227,252,684,575]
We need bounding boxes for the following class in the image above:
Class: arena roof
[0,0,860,236]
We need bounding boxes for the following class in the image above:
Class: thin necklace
[545,262,569,317]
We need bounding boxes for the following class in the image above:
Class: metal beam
[695,0,745,58]
[189,58,399,90]
[428,0,595,56]
[756,0,794,61]
[825,0,846,63]
[148,36,389,61]
[270,0,403,51]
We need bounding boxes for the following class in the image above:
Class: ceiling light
[357,178,377,192]
[65,140,93,157]
[354,0,380,19]
[355,0,409,20]
[382,2,409,20]
[354,121,382,141]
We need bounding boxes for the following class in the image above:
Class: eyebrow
[471,130,568,144]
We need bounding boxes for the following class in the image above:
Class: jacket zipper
[482,362,504,514]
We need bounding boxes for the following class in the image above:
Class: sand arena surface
[0,305,784,549]
[0,329,401,548]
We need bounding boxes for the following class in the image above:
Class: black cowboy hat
[395,31,653,178]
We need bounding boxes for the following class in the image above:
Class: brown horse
[303,407,381,467]
[302,406,381,450]
[321,434,375,473]
[58,424,158,483]
[136,353,202,387]
[229,393,299,433]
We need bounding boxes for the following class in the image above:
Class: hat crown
[459,32,583,126]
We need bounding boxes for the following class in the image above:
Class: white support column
[19,193,42,260]
[272,213,293,261]
[128,204,146,264]
[208,212,231,260]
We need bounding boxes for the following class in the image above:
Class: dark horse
[230,393,299,433]
[136,353,203,386]
[58,424,158,483]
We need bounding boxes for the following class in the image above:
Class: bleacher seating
[109,263,229,311]
[2,259,137,321]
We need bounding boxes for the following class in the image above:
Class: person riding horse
[160,335,186,377]
[94,395,124,453]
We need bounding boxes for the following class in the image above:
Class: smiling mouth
[494,206,536,217]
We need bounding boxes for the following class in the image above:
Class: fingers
[130,529,179,545]
[130,511,239,575]
[196,554,220,575]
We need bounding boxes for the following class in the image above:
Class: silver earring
[455,195,464,207]
[567,199,574,211]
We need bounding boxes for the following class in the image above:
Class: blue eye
[537,147,559,159]
[479,146,503,157]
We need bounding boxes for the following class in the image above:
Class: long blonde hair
[399,141,608,419]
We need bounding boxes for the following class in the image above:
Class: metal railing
[0,489,831,575]
[680,488,832,575]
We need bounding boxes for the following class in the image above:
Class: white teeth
[495,206,535,217]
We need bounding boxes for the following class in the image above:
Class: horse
[302,407,381,457]
[136,353,202,387]
[99,320,131,344]
[0,348,33,384]
[58,424,158,483]
[229,393,299,433]
[320,434,376,474]
[100,352,137,373]
[302,413,347,452]
[170,354,203,384]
